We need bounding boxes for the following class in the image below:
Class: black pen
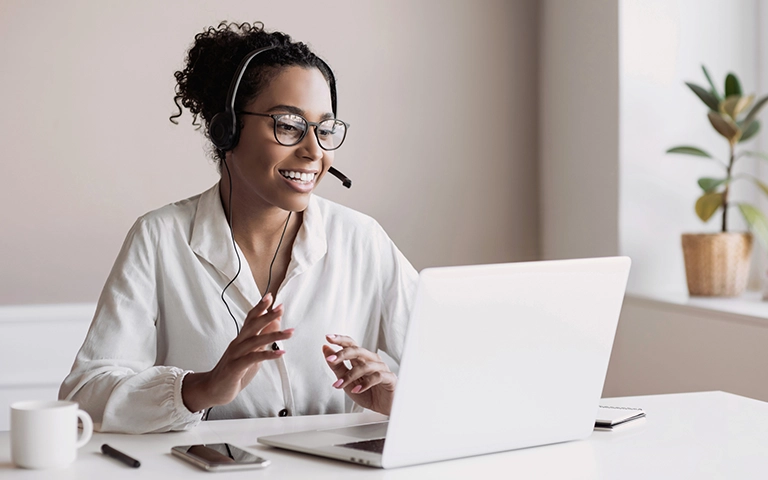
[101,443,141,468]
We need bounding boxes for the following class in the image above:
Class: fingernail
[274,303,283,310]
[332,379,344,388]
[351,385,362,394]
[326,355,337,362]
[275,350,286,355]
[284,328,295,334]
[326,334,336,339]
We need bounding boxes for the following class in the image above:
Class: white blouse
[59,184,418,434]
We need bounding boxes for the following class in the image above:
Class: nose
[297,127,323,161]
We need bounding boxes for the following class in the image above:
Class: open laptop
[258,256,631,469]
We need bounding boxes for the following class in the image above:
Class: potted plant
[667,65,768,297]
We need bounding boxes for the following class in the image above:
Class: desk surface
[1,391,767,479]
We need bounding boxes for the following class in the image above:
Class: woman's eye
[317,128,332,137]
[278,123,300,132]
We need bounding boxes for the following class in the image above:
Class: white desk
[1,391,767,479]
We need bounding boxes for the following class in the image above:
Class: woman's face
[227,66,335,213]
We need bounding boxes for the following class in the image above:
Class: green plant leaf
[751,177,768,197]
[695,192,724,222]
[725,73,742,96]
[666,146,713,158]
[738,203,768,250]
[686,82,720,111]
[733,94,754,119]
[740,150,768,161]
[743,94,768,125]
[702,65,721,100]
[720,95,741,118]
[697,177,728,192]
[739,120,760,142]
[707,111,741,143]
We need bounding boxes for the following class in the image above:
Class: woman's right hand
[181,293,294,412]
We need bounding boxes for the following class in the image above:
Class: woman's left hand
[322,334,397,415]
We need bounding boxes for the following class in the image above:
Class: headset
[208,45,352,188]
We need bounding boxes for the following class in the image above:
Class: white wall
[0,0,540,305]
[620,0,763,294]
[540,0,620,260]
[0,304,93,431]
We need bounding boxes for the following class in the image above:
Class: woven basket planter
[681,232,753,297]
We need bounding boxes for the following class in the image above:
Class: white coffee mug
[10,400,93,469]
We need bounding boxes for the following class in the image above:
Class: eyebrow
[266,104,334,120]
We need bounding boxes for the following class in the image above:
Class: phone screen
[171,443,270,471]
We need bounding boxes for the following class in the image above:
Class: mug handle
[75,409,93,449]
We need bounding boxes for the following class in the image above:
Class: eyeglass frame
[238,111,350,151]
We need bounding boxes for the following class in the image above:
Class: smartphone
[171,443,270,471]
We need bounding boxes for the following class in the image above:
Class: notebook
[258,257,632,468]
[595,406,646,430]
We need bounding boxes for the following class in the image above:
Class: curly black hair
[170,21,337,163]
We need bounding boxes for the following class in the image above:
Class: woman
[59,21,417,434]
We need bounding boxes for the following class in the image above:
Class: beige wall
[604,297,768,402]
[0,0,540,305]
[539,0,620,260]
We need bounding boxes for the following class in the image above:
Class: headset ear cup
[209,112,236,151]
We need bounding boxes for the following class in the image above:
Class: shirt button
[278,409,288,417]
[272,342,279,351]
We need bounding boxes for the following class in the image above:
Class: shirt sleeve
[58,216,203,433]
[373,222,419,365]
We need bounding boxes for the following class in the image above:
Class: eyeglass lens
[275,114,346,150]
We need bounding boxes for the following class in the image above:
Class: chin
[279,195,312,213]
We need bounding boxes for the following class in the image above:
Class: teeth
[281,171,316,183]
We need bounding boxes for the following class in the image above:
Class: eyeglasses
[238,111,349,151]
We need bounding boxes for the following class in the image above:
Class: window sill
[626,289,768,322]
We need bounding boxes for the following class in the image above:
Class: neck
[218,177,302,255]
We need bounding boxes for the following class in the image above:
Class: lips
[278,169,317,193]
[279,170,317,184]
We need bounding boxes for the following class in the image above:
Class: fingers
[325,335,380,366]
[325,333,358,348]
[323,344,350,379]
[225,294,293,364]
[350,370,397,394]
[232,328,294,358]
[342,363,383,391]
[231,349,286,372]
[329,360,395,393]
[247,292,274,319]
[323,339,394,393]
[240,303,284,339]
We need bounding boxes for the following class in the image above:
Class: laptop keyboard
[337,438,386,454]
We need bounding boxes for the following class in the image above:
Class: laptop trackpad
[320,421,388,439]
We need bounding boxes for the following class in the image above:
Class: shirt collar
[286,194,328,283]
[190,183,328,300]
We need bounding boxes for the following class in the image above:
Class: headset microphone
[328,167,351,188]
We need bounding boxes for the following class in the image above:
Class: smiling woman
[57,21,418,434]
[223,66,339,212]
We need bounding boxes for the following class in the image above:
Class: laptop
[258,256,631,469]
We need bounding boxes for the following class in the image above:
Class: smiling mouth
[279,170,317,184]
